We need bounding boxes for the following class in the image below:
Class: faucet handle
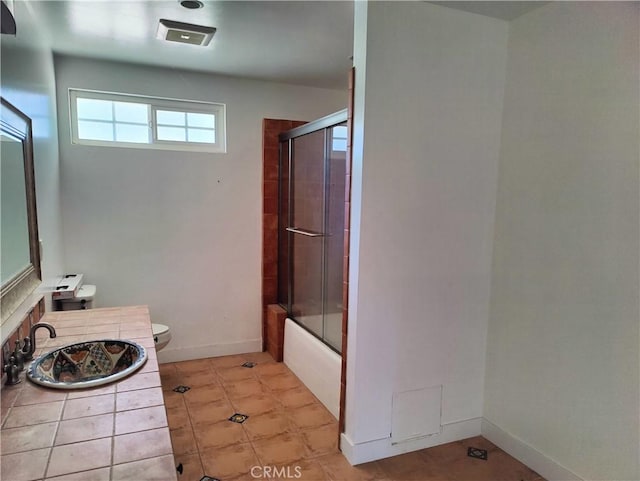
[3,355,21,386]
[13,341,25,371]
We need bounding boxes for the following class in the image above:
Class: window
[331,125,347,152]
[69,89,226,153]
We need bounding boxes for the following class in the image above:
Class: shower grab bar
[286,227,324,237]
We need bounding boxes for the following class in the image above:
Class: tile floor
[160,352,546,481]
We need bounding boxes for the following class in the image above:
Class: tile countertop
[0,306,178,481]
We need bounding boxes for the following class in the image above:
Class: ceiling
[33,0,355,90]
[429,1,547,21]
[28,1,546,91]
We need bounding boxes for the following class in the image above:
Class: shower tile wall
[262,119,306,356]
[339,67,355,434]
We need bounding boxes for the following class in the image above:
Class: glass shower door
[322,123,347,351]
[288,129,326,338]
[277,110,347,354]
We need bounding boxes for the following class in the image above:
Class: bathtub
[283,318,341,419]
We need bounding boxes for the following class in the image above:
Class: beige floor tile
[231,392,282,415]
[277,386,319,409]
[0,448,50,481]
[201,442,260,479]
[254,362,291,379]
[166,403,192,430]
[242,410,295,440]
[170,426,199,455]
[175,358,214,375]
[162,355,548,481]
[162,389,187,410]
[218,363,258,380]
[158,362,178,375]
[426,448,543,481]
[181,370,221,388]
[183,384,227,407]
[188,398,236,425]
[210,354,252,370]
[289,403,336,430]
[300,424,339,458]
[317,452,385,481]
[252,433,309,465]
[3,400,64,428]
[160,374,182,391]
[63,394,115,419]
[113,427,173,464]
[55,413,114,445]
[193,419,249,450]
[47,438,112,478]
[174,453,204,480]
[264,372,305,392]
[245,351,277,364]
[224,378,268,399]
[271,459,329,481]
[111,454,177,481]
[377,451,449,481]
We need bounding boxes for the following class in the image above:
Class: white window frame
[69,89,226,153]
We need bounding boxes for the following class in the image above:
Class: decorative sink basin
[27,339,147,389]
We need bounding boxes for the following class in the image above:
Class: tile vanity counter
[0,306,178,481]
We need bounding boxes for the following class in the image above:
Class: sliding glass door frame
[278,109,347,354]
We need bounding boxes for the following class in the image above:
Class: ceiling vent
[157,19,216,46]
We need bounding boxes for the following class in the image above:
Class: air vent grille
[157,19,216,46]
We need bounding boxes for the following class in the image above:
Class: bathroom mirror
[1,97,41,324]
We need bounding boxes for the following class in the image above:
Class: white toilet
[152,323,172,351]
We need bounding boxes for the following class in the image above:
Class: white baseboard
[481,418,583,481]
[340,417,482,465]
[157,338,262,363]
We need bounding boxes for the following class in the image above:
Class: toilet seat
[151,323,171,352]
[152,323,169,336]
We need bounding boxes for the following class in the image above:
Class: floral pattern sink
[27,339,147,389]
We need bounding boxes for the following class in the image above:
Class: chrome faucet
[22,322,56,361]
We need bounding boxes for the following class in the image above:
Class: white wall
[54,55,345,362]
[1,0,65,338]
[343,1,508,463]
[484,3,640,480]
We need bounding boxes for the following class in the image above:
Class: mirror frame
[1,97,41,324]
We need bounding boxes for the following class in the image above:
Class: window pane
[156,110,186,126]
[187,128,215,143]
[332,125,348,139]
[78,120,114,141]
[77,98,113,121]
[332,139,347,151]
[187,112,215,129]
[115,124,150,143]
[114,102,148,124]
[157,126,186,141]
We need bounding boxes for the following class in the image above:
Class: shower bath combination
[277,109,348,354]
